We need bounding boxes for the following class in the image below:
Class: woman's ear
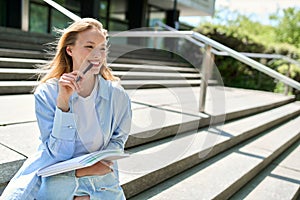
[66,46,73,56]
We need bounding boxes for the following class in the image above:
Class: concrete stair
[0,60,201,94]
[0,88,299,199]
[0,27,199,94]
[131,116,300,199]
[0,28,299,199]
[122,102,300,199]
[0,27,54,51]
[230,139,300,200]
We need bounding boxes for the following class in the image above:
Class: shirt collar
[98,75,109,100]
[70,75,109,102]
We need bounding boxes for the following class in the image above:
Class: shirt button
[68,125,73,129]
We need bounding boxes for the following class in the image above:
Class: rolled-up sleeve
[52,107,77,140]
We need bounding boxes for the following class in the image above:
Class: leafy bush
[192,9,300,94]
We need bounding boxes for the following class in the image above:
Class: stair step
[0,27,53,51]
[0,49,191,68]
[0,57,47,68]
[230,140,300,200]
[109,63,197,73]
[108,44,188,63]
[0,27,53,41]
[111,57,191,67]
[118,102,300,198]
[0,81,38,94]
[120,79,202,89]
[127,115,300,199]
[0,143,26,187]
[0,79,205,94]
[0,68,45,80]
[0,51,191,68]
[0,48,46,59]
[0,41,45,51]
[0,57,194,72]
[115,71,200,80]
[110,53,186,64]
[0,68,200,81]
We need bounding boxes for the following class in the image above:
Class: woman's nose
[90,48,102,58]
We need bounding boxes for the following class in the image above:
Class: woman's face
[67,28,107,75]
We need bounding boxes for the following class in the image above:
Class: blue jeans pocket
[86,173,125,200]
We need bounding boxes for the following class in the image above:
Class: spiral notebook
[37,149,129,177]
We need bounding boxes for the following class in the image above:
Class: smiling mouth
[89,61,101,66]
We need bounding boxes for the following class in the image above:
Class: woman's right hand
[57,71,83,112]
[75,161,113,177]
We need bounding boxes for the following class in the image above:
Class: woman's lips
[90,61,101,66]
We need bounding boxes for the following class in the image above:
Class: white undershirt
[73,78,103,153]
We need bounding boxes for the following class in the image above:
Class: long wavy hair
[40,18,118,83]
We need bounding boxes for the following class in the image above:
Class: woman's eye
[85,46,94,49]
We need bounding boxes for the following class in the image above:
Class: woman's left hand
[75,161,113,177]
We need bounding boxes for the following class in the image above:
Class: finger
[60,73,76,82]
[74,196,90,200]
[63,74,78,82]
[60,81,76,91]
[101,160,113,166]
[100,161,114,173]
[59,77,76,91]
[61,73,81,91]
[59,77,75,84]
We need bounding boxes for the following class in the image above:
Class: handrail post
[21,0,29,31]
[199,45,214,112]
[153,25,158,49]
[284,64,291,95]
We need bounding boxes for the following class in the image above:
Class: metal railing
[43,0,81,21]
[155,21,300,109]
[43,0,300,113]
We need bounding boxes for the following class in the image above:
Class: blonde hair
[40,18,118,83]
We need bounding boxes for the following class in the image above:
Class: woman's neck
[78,75,96,98]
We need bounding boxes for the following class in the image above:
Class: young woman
[1,18,132,200]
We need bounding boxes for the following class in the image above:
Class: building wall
[0,0,215,34]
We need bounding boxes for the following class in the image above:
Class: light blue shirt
[1,75,132,200]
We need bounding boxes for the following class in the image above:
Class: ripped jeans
[36,171,126,200]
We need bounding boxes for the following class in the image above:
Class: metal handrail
[191,32,300,90]
[156,21,300,67]
[43,0,81,21]
[155,21,300,91]
[240,53,300,67]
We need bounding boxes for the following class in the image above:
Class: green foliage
[271,8,300,48]
[193,7,300,94]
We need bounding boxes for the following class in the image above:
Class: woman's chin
[90,66,101,74]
